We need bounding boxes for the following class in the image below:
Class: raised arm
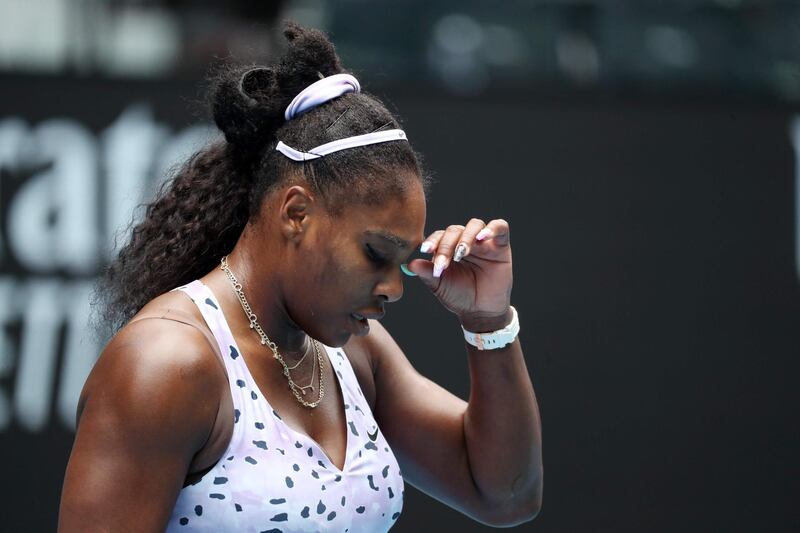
[366,320,541,527]
[369,218,543,526]
[58,320,223,532]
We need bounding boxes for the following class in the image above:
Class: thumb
[406,258,439,291]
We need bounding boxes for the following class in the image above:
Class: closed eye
[365,244,389,267]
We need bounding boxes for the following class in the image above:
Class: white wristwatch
[461,306,519,350]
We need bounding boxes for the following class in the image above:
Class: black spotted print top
[165,280,404,532]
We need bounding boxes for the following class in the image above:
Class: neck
[219,229,309,358]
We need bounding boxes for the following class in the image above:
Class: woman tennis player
[58,23,542,532]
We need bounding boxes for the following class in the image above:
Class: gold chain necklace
[220,255,325,409]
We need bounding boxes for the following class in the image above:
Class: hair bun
[278,21,345,91]
[211,66,281,153]
[240,67,278,102]
[210,21,346,157]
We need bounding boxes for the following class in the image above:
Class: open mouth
[349,312,370,335]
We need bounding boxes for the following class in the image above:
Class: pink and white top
[165,280,404,532]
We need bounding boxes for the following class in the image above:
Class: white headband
[276,129,407,161]
[277,73,408,161]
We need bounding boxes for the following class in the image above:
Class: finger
[452,218,486,262]
[405,258,437,289]
[419,230,445,254]
[475,218,510,246]
[432,224,466,277]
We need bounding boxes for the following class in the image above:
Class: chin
[324,331,352,348]
[313,325,352,348]
[306,314,358,348]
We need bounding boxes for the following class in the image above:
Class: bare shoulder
[77,289,221,422]
[341,320,422,414]
[341,329,378,411]
[352,320,418,376]
[60,292,226,531]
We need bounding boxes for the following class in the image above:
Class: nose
[374,266,404,303]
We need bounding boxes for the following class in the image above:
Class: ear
[278,185,317,242]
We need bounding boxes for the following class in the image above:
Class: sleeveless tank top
[165,280,404,532]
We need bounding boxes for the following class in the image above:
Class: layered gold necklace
[220,255,325,408]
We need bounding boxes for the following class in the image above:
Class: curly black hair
[94,22,431,335]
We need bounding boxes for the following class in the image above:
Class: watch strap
[461,306,519,350]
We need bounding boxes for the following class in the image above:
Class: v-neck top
[165,280,404,532]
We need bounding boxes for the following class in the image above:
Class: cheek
[311,252,367,304]
[302,233,379,308]
[332,267,374,301]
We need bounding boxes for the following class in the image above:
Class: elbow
[479,496,542,528]
[516,496,543,525]
[513,496,542,525]
[472,471,543,527]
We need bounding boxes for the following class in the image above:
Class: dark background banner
[1,75,798,531]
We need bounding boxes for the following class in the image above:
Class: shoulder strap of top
[128,307,228,378]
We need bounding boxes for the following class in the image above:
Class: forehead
[341,182,426,245]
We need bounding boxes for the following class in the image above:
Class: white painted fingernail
[476,229,492,241]
[420,242,433,253]
[453,243,468,262]
[433,255,447,277]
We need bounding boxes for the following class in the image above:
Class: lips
[351,310,385,321]
[349,309,384,336]
[350,313,369,335]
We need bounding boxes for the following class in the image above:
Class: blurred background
[1,0,799,531]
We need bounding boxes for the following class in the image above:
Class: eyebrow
[364,230,411,249]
